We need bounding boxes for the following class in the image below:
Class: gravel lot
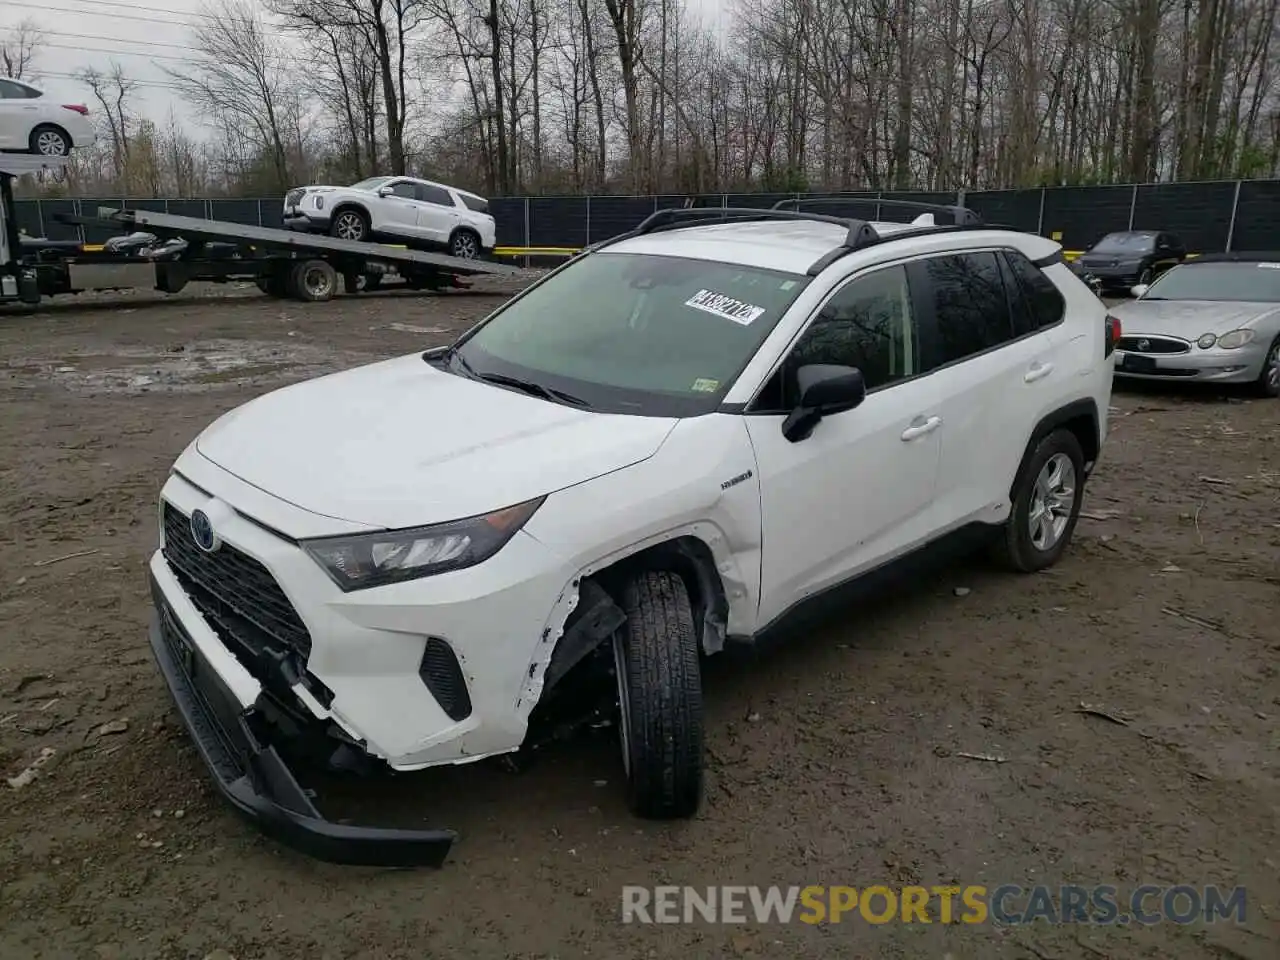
[1,281,1277,960]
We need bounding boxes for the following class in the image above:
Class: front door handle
[1024,361,1055,383]
[901,416,942,441]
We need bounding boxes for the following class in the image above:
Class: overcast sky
[4,0,729,128]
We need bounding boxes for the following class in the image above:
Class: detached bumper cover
[147,577,455,868]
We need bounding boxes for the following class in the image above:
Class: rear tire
[613,570,703,820]
[449,228,481,260]
[992,429,1086,573]
[29,125,71,156]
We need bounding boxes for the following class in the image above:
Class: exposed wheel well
[595,537,729,652]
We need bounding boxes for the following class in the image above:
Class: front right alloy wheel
[993,429,1087,573]
[612,569,703,820]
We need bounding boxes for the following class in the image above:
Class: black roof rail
[771,195,983,226]
[623,206,879,252]
[585,200,1008,276]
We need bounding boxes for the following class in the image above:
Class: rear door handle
[1024,361,1055,383]
[901,415,942,441]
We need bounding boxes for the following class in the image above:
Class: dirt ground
[0,280,1276,960]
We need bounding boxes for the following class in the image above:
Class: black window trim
[1004,247,1068,334]
[909,246,1069,377]
[384,179,417,200]
[416,182,457,208]
[740,259,931,416]
[728,244,1069,414]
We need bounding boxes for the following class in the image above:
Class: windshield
[1091,232,1156,255]
[350,176,393,191]
[1143,262,1280,302]
[451,252,812,416]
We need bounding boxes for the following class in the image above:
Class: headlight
[1197,333,1217,349]
[302,497,544,591]
[1217,329,1255,350]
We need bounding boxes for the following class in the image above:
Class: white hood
[194,354,678,530]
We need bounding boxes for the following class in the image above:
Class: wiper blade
[476,372,589,407]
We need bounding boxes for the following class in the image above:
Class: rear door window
[1003,250,1066,333]
[418,184,455,207]
[915,251,1016,368]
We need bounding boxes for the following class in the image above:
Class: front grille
[284,188,304,208]
[162,502,312,661]
[1117,335,1190,355]
[419,638,472,721]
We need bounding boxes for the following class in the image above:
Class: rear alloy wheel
[992,429,1086,573]
[30,126,71,157]
[288,259,338,302]
[449,230,480,260]
[1254,336,1280,398]
[612,570,703,820]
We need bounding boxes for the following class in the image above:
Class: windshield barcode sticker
[684,289,766,326]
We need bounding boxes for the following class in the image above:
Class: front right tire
[612,570,703,820]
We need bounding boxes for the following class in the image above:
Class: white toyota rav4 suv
[282,175,497,259]
[146,199,1116,867]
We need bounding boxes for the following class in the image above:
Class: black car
[1072,230,1187,294]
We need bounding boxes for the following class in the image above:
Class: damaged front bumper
[147,576,456,868]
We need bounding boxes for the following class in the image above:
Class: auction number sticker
[684,289,766,326]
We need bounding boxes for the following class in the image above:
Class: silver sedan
[1108,254,1280,397]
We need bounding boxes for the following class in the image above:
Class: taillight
[62,104,89,115]
[1104,314,1121,357]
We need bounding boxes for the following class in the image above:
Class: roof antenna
[911,213,936,226]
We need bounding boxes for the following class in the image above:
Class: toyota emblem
[190,508,220,552]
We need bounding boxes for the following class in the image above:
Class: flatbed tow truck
[1,155,520,306]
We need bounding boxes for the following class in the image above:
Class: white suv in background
[282,175,497,259]
[146,199,1115,868]
[0,77,95,156]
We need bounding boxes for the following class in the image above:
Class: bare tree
[165,0,306,191]
[0,17,44,79]
[74,63,137,188]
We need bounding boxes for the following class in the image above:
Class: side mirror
[377,186,394,197]
[782,364,867,443]
[1130,284,1149,299]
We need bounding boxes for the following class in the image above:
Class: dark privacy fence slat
[12,180,1279,253]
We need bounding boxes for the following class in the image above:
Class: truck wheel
[992,429,1086,573]
[289,260,338,302]
[612,569,703,820]
[256,272,288,298]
